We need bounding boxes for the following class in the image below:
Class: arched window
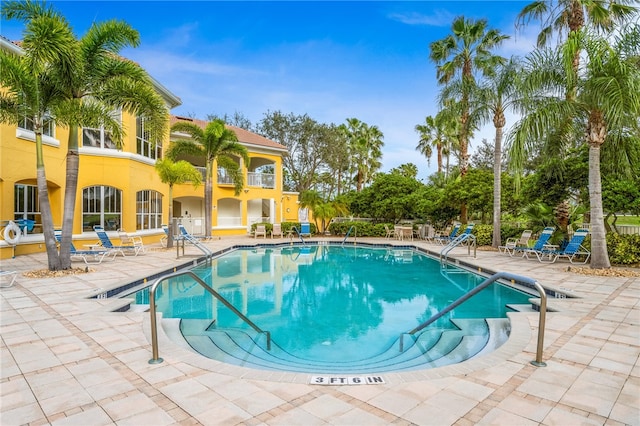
[136,190,163,230]
[82,186,122,232]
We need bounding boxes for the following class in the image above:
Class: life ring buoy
[3,221,22,245]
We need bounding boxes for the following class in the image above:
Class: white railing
[217,216,242,227]
[248,172,275,188]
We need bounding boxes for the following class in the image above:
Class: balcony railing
[247,172,275,189]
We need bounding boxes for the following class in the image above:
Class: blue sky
[2,1,540,181]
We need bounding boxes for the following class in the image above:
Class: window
[136,190,163,230]
[82,109,120,149]
[82,186,122,232]
[14,184,41,233]
[19,115,54,137]
[136,116,161,159]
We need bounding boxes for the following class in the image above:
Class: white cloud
[388,10,456,27]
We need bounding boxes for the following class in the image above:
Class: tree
[1,1,77,269]
[341,118,384,192]
[478,57,522,247]
[509,27,640,268]
[415,112,457,174]
[257,111,332,192]
[167,119,249,237]
[516,0,638,50]
[3,0,168,270]
[429,16,508,222]
[155,158,202,247]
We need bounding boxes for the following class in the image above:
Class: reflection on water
[150,246,531,361]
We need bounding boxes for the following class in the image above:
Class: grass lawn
[608,215,640,226]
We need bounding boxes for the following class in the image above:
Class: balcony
[247,172,275,189]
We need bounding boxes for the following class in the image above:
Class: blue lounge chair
[55,230,116,264]
[434,224,461,245]
[299,223,311,238]
[93,226,144,256]
[527,228,591,264]
[515,227,555,258]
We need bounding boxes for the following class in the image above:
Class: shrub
[606,233,640,265]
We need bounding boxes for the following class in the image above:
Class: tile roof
[170,115,286,151]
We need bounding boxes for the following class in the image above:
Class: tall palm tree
[509,26,640,268]
[343,118,384,192]
[3,0,168,269]
[516,0,638,50]
[478,58,522,247]
[429,16,508,222]
[167,119,250,237]
[155,158,202,248]
[1,2,77,269]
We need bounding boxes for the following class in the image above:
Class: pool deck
[1,236,638,425]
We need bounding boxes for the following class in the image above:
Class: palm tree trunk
[167,185,174,248]
[588,143,610,269]
[59,127,80,270]
[35,136,61,270]
[204,163,213,237]
[492,127,503,248]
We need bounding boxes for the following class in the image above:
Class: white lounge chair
[254,224,267,239]
[271,223,283,238]
[0,271,17,288]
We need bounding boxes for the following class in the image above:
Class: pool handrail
[440,233,476,266]
[341,226,356,245]
[148,270,271,364]
[290,226,306,244]
[399,271,548,367]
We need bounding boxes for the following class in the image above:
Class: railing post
[530,281,548,367]
[148,283,163,364]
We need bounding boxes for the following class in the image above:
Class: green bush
[328,221,385,237]
[471,224,493,246]
[606,233,640,265]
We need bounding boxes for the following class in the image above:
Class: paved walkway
[1,236,638,425]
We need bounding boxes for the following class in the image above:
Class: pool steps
[171,317,510,373]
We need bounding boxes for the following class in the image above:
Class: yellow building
[0,37,299,259]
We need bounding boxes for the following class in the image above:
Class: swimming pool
[135,244,534,373]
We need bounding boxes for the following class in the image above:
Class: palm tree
[478,58,522,247]
[1,2,77,269]
[342,118,384,192]
[429,16,508,222]
[167,119,250,237]
[516,0,638,50]
[509,27,640,268]
[3,0,168,269]
[155,158,202,248]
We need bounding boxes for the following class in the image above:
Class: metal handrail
[290,226,306,244]
[341,226,356,245]
[440,233,476,266]
[148,270,271,364]
[398,271,548,367]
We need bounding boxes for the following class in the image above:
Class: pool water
[137,245,533,369]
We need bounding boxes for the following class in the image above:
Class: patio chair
[55,230,116,264]
[498,229,533,255]
[384,225,394,239]
[254,224,267,239]
[0,270,18,288]
[118,229,146,253]
[527,228,590,264]
[299,223,312,238]
[434,224,461,245]
[514,227,555,258]
[160,224,170,247]
[93,225,144,256]
[271,223,283,238]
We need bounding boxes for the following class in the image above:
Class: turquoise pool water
[135,245,533,366]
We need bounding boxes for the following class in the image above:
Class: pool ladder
[148,270,271,364]
[440,233,476,267]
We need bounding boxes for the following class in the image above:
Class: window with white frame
[19,115,55,137]
[82,185,122,232]
[14,184,41,233]
[136,116,161,159]
[82,110,121,149]
[136,190,163,230]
